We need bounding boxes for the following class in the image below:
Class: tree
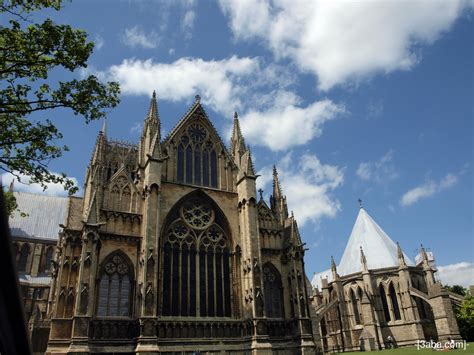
[3,189,18,216]
[0,0,120,194]
[454,296,474,341]
[446,285,467,297]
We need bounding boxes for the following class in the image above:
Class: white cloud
[356,150,399,184]
[400,173,459,206]
[130,121,143,135]
[94,56,344,151]
[100,56,258,115]
[122,26,159,49]
[219,0,472,90]
[437,262,474,288]
[258,153,344,226]
[182,10,196,39]
[1,172,80,197]
[240,93,345,151]
[94,35,104,50]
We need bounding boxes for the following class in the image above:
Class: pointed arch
[350,288,361,325]
[96,250,134,317]
[389,282,401,320]
[160,190,232,318]
[263,263,284,318]
[18,243,30,272]
[379,284,391,322]
[39,246,55,273]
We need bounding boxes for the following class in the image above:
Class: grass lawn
[330,342,473,355]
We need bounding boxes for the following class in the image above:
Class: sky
[3,0,473,286]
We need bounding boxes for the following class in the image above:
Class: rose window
[180,200,214,230]
[188,123,207,142]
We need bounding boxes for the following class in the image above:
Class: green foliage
[0,0,120,194]
[446,285,468,296]
[3,189,17,216]
[455,296,474,341]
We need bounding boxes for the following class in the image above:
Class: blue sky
[4,1,473,285]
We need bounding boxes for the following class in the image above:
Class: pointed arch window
[18,244,30,272]
[39,246,54,273]
[350,289,361,325]
[176,124,218,188]
[379,284,391,322]
[97,253,133,317]
[389,283,401,320]
[263,263,284,318]
[161,198,231,317]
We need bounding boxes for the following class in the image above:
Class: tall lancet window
[389,283,401,320]
[263,263,284,318]
[176,123,218,188]
[350,289,361,325]
[379,284,391,322]
[97,252,133,317]
[161,198,231,317]
[18,244,30,272]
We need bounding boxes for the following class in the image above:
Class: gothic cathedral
[46,94,317,354]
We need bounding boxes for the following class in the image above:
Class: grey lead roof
[9,192,69,241]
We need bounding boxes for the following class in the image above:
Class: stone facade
[45,94,317,354]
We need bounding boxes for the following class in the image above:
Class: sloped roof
[311,208,413,289]
[338,208,413,276]
[9,192,69,240]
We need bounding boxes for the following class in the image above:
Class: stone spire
[272,165,283,200]
[241,147,256,177]
[139,91,161,164]
[231,111,246,160]
[397,242,407,267]
[360,246,368,272]
[100,118,107,138]
[331,256,339,280]
[147,90,159,121]
[270,165,289,223]
[91,122,107,164]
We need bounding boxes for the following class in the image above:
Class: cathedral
[44,93,316,354]
[7,93,462,354]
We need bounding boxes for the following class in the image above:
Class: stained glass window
[18,244,30,272]
[96,253,132,317]
[263,263,284,318]
[176,125,219,188]
[161,199,231,318]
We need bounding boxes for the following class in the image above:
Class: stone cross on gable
[258,188,264,200]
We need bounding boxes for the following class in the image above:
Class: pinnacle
[147,90,159,120]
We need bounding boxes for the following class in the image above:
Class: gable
[163,102,235,166]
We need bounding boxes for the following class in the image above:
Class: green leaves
[0,1,120,194]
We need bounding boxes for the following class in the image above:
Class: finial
[358,198,363,208]
[273,165,278,177]
[234,111,238,119]
[195,94,201,102]
[152,90,156,99]
[258,188,264,200]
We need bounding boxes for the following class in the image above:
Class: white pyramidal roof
[311,208,413,289]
